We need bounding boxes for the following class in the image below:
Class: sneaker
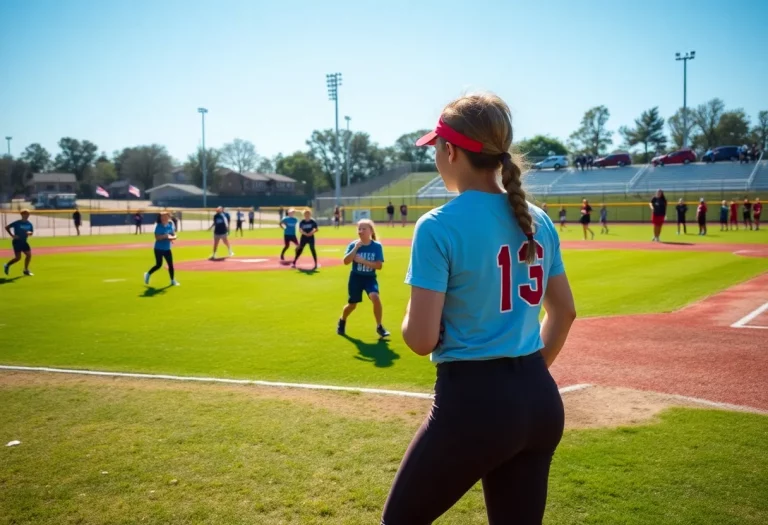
[23,270,33,276]
[171,280,180,286]
[144,272,150,285]
[337,319,346,336]
[3,264,8,276]
[377,325,391,338]
[209,254,216,261]
[228,251,234,257]
[290,262,296,268]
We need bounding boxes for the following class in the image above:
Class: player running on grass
[279,208,299,262]
[579,198,594,240]
[291,209,319,270]
[144,211,179,286]
[208,206,234,259]
[4,209,34,277]
[337,219,390,339]
[599,204,609,234]
[381,92,575,524]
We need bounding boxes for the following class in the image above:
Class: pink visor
[415,118,484,153]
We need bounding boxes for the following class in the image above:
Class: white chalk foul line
[0,365,590,400]
[664,393,768,415]
[730,301,768,329]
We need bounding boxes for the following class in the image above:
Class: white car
[533,155,568,171]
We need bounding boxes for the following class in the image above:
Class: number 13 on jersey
[497,241,545,312]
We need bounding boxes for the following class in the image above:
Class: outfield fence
[0,207,288,239]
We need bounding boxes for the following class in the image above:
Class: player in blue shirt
[279,208,299,261]
[4,209,35,277]
[235,209,244,237]
[144,211,179,286]
[381,94,576,524]
[336,219,390,339]
[208,206,234,260]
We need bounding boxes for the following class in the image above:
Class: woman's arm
[343,243,360,264]
[539,273,577,368]
[402,286,445,356]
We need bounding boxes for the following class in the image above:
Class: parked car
[651,149,696,167]
[594,153,631,168]
[702,146,741,163]
[532,155,568,170]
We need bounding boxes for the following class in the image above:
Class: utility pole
[344,116,351,187]
[197,108,209,207]
[326,73,342,205]
[675,51,695,148]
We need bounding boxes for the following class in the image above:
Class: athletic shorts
[755,214,761,221]
[214,233,228,241]
[284,234,298,244]
[579,215,590,225]
[698,216,706,226]
[236,221,243,228]
[348,273,379,304]
[652,214,665,226]
[12,240,31,254]
[743,212,751,220]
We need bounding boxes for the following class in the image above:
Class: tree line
[0,129,435,198]
[1,100,766,198]
[524,101,767,164]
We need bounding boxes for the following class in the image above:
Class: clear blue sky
[1,0,766,163]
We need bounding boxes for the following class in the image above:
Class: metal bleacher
[416,159,768,198]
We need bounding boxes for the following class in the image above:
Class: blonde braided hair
[440,93,537,263]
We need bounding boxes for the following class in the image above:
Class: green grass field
[1,224,766,524]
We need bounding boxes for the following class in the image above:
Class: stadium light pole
[344,115,351,187]
[197,108,208,208]
[4,136,11,156]
[326,72,342,205]
[675,51,695,149]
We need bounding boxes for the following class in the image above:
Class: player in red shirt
[753,197,762,230]
[729,200,739,230]
[696,198,708,236]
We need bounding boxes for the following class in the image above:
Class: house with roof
[145,183,214,203]
[26,173,77,198]
[215,169,298,196]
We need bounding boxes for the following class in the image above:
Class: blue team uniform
[8,220,34,253]
[406,190,564,363]
[212,212,228,235]
[345,240,384,303]
[281,216,298,239]
[154,222,175,251]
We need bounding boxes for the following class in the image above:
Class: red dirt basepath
[551,273,768,411]
[175,256,341,272]
[26,238,768,257]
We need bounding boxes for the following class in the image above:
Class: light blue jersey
[154,222,175,251]
[406,190,565,363]
[281,216,298,236]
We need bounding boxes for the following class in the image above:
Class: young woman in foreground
[381,93,576,524]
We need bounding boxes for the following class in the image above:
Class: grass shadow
[343,334,400,368]
[660,241,695,246]
[297,267,319,275]
[0,276,22,285]
[139,285,173,298]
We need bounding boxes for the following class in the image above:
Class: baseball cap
[415,118,484,153]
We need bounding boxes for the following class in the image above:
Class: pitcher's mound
[176,256,342,272]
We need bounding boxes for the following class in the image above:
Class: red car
[594,153,631,168]
[651,149,696,167]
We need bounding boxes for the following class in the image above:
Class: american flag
[95,186,110,198]
[128,185,141,198]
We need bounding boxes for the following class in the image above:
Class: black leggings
[281,236,299,259]
[382,352,564,525]
[148,249,174,280]
[293,236,317,264]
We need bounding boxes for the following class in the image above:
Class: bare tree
[220,139,259,191]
